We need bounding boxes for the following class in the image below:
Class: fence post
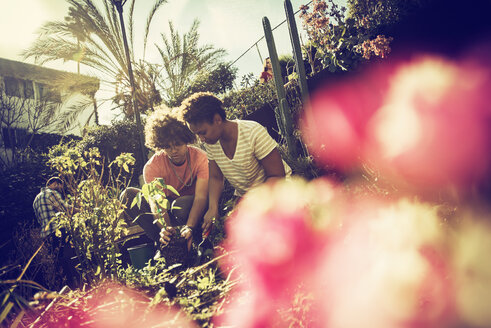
[262,16,298,158]
[284,0,310,103]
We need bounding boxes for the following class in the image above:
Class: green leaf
[131,192,142,209]
[155,178,166,189]
[197,277,210,290]
[166,185,180,197]
[141,184,151,201]
[0,301,14,324]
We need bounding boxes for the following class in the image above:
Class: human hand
[181,225,194,251]
[202,209,218,235]
[159,226,175,246]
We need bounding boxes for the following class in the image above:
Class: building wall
[0,58,99,168]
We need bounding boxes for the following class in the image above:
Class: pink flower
[216,178,340,327]
[366,55,491,191]
[216,180,463,327]
[301,51,491,192]
[301,64,393,170]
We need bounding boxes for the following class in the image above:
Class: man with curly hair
[181,92,291,233]
[121,110,209,250]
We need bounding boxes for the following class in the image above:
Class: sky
[0,0,345,124]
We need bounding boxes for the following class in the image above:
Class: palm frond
[143,0,167,59]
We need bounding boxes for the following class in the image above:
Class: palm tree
[155,19,227,107]
[22,0,167,119]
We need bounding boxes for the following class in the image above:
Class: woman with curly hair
[121,109,209,252]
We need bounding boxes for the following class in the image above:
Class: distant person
[33,176,68,239]
[181,92,292,233]
[120,110,209,250]
[33,177,78,288]
[259,57,273,84]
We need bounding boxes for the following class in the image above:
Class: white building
[0,57,100,167]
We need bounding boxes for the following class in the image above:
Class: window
[35,82,61,103]
[23,80,34,99]
[4,77,21,97]
[36,82,44,99]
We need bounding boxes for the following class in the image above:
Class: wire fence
[227,1,312,72]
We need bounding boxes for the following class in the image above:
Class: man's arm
[203,160,224,233]
[259,147,286,183]
[48,190,71,213]
[185,177,208,229]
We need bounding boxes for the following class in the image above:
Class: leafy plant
[222,74,277,119]
[23,0,168,118]
[47,143,135,284]
[78,119,144,185]
[299,0,393,73]
[156,19,227,107]
[188,62,237,96]
[117,251,236,327]
[0,242,48,327]
[131,177,179,227]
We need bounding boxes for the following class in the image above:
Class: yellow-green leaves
[110,153,136,173]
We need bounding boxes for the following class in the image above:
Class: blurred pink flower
[217,179,455,327]
[366,55,490,190]
[216,178,340,327]
[301,64,392,169]
[302,52,491,191]
[312,198,455,328]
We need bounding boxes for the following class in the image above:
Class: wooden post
[262,17,298,158]
[284,0,310,103]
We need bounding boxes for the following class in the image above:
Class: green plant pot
[127,243,154,269]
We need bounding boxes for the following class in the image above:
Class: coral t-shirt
[143,146,209,199]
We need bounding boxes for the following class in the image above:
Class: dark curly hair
[181,92,226,124]
[144,109,196,151]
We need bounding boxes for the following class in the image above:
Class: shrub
[47,144,135,284]
[188,62,237,96]
[299,0,393,73]
[79,120,145,186]
[222,74,277,119]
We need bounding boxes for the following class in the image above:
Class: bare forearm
[208,177,224,212]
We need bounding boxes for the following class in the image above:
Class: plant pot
[127,243,155,269]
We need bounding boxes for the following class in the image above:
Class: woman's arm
[202,160,224,233]
[259,147,286,183]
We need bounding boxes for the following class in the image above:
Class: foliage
[116,252,235,326]
[22,0,167,118]
[0,241,48,328]
[131,177,179,226]
[346,0,426,31]
[188,62,237,96]
[0,87,66,168]
[222,73,277,119]
[155,19,228,107]
[47,143,135,284]
[114,60,163,115]
[78,119,143,185]
[278,54,295,82]
[299,0,393,73]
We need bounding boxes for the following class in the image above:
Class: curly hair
[181,92,226,124]
[144,109,196,151]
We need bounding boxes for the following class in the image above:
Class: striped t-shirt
[204,120,291,196]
